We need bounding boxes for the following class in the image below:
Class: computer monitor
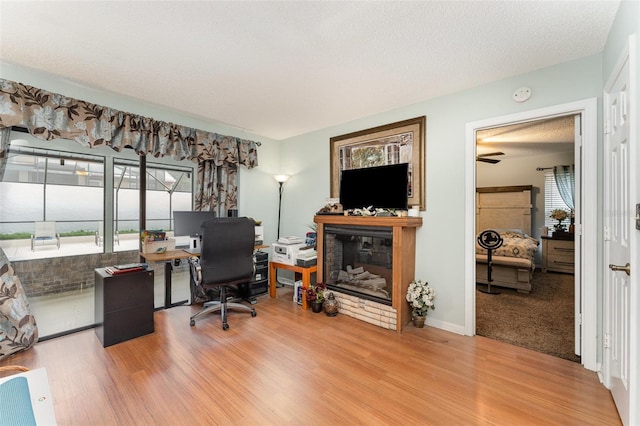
[173,210,217,250]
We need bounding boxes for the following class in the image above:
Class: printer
[295,245,317,267]
[272,242,306,265]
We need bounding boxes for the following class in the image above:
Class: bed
[475,185,537,293]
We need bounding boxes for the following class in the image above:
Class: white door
[603,36,637,426]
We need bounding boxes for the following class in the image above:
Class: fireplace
[323,225,393,306]
[315,215,422,333]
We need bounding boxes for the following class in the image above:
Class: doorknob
[609,263,631,276]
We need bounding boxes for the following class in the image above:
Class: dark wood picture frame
[330,116,426,210]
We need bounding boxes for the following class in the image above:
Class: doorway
[464,98,599,371]
[474,115,578,361]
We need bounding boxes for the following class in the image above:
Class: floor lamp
[274,174,290,239]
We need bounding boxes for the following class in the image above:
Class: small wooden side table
[269,261,317,310]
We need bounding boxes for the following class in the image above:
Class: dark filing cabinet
[239,250,269,303]
[94,267,154,347]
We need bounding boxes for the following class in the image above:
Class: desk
[141,245,270,309]
[269,261,317,310]
[140,249,194,309]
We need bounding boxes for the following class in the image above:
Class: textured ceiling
[477,115,576,159]
[0,1,620,141]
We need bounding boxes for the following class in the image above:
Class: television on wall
[339,163,409,211]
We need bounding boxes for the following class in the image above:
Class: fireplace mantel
[314,215,422,332]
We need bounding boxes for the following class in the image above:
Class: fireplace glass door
[323,225,393,305]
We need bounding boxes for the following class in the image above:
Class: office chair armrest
[189,258,203,285]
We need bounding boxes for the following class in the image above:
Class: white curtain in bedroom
[553,164,575,210]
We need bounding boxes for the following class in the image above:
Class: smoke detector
[513,87,532,103]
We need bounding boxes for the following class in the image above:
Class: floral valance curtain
[0,78,259,212]
[0,79,259,166]
[553,164,575,210]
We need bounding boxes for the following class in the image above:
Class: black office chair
[189,217,257,329]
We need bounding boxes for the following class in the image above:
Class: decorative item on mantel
[323,292,339,317]
[306,282,327,313]
[405,279,435,328]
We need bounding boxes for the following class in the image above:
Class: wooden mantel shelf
[314,214,423,333]
[314,214,422,228]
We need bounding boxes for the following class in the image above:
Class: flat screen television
[173,211,217,239]
[339,163,409,211]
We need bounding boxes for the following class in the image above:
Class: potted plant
[405,279,435,328]
[306,282,327,313]
[549,209,569,234]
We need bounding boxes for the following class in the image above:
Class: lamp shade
[273,174,290,183]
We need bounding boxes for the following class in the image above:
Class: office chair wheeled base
[189,294,257,330]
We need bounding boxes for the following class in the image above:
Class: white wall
[276,54,603,331]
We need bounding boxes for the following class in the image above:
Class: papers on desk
[0,368,57,425]
[105,263,148,275]
[277,236,304,244]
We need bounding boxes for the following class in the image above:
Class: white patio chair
[95,221,120,246]
[31,221,61,251]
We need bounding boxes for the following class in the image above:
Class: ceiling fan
[476,152,505,164]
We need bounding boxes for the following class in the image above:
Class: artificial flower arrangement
[549,208,570,232]
[349,206,399,217]
[405,279,435,317]
[306,282,327,304]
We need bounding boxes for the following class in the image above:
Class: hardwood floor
[1,287,621,425]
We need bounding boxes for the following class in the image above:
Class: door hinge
[577,313,582,326]
[604,225,611,241]
[604,120,611,135]
[604,333,611,349]
[574,224,582,236]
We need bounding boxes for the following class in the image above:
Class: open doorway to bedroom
[474,115,580,362]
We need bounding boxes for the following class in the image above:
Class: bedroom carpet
[476,271,580,363]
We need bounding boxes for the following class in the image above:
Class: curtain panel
[553,164,575,210]
[195,161,239,216]
[0,127,10,181]
[0,78,259,212]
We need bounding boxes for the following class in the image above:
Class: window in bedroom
[543,170,572,230]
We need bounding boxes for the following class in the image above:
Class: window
[1,131,196,260]
[1,131,199,339]
[113,160,193,252]
[544,171,572,229]
[0,146,105,249]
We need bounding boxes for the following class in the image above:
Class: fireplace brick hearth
[331,291,397,330]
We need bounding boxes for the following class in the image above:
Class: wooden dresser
[541,236,575,274]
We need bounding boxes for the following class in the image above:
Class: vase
[311,301,323,313]
[324,292,339,316]
[412,315,426,328]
